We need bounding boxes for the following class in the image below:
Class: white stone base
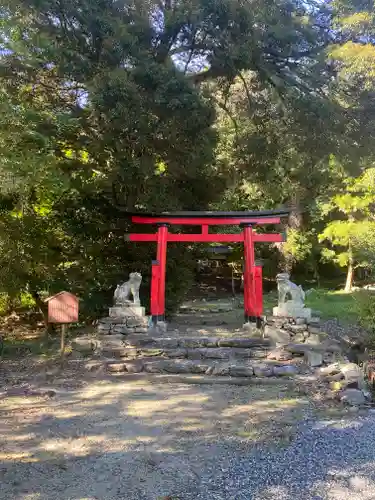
[109,306,145,318]
[273,303,312,320]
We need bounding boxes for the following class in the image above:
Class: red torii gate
[125,210,289,326]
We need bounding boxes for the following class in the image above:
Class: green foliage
[318,167,375,285]
[353,291,375,346]
[0,0,375,324]
[282,229,313,264]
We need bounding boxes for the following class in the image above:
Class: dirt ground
[0,300,365,500]
[0,371,319,500]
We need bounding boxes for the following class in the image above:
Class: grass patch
[263,288,358,323]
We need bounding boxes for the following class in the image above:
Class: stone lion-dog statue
[114,272,142,305]
[276,272,305,306]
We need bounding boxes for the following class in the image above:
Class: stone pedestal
[109,306,145,318]
[273,301,312,320]
[98,304,149,335]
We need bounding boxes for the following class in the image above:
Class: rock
[264,325,290,345]
[107,361,126,373]
[156,321,167,333]
[205,338,219,347]
[166,349,187,358]
[287,324,307,333]
[340,388,365,406]
[97,323,111,333]
[308,325,321,334]
[248,348,269,358]
[179,338,205,348]
[112,325,135,334]
[162,360,200,374]
[212,363,230,376]
[218,338,269,348]
[154,338,179,349]
[100,334,125,340]
[231,348,254,359]
[71,337,97,353]
[69,350,84,360]
[124,360,144,373]
[205,366,215,375]
[140,348,163,357]
[305,351,323,367]
[323,352,335,365]
[144,361,166,373]
[187,349,203,360]
[100,338,124,349]
[134,327,148,333]
[266,317,286,328]
[229,365,254,377]
[293,333,306,343]
[273,365,298,376]
[190,361,212,374]
[319,362,341,376]
[285,343,309,355]
[340,362,365,389]
[102,346,137,358]
[243,323,263,337]
[199,348,231,359]
[253,364,273,377]
[304,334,321,345]
[267,348,293,361]
[127,316,149,327]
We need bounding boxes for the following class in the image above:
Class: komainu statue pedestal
[273,302,312,320]
[97,272,149,335]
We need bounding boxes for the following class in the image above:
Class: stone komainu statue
[276,272,305,306]
[114,272,142,306]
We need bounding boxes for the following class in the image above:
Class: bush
[353,291,375,347]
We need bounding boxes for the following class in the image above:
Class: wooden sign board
[45,291,79,324]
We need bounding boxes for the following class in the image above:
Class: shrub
[353,291,375,347]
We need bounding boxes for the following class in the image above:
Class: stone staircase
[70,300,345,382]
[71,330,317,380]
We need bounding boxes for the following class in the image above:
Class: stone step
[122,335,270,349]
[103,357,299,378]
[101,345,270,360]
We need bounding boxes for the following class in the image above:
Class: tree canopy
[0,0,375,320]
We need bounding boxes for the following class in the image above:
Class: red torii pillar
[126,212,287,325]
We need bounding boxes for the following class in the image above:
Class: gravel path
[1,378,375,500]
[189,414,375,500]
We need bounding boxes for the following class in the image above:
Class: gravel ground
[188,414,375,500]
[1,376,375,500]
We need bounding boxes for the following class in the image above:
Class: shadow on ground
[1,375,375,500]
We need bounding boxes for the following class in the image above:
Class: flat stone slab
[123,336,269,349]
[273,304,312,319]
[109,306,146,318]
[101,355,302,379]
[229,366,254,377]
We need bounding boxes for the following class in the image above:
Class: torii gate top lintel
[128,209,290,226]
[125,209,290,325]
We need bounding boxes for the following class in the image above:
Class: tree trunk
[231,266,236,297]
[345,243,354,292]
[279,189,304,273]
[345,260,354,293]
[30,290,53,335]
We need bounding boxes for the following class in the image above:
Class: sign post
[44,291,79,364]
